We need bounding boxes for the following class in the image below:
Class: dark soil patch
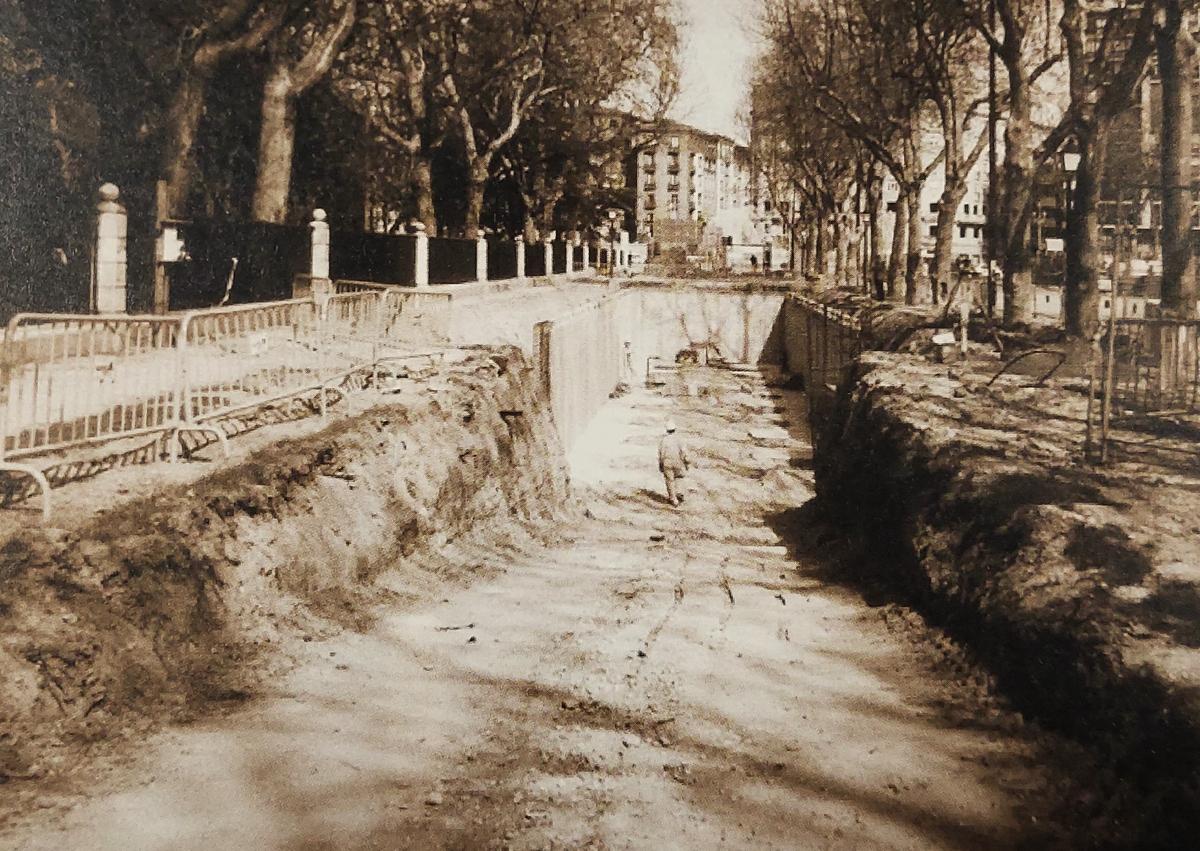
[1064,523,1155,586]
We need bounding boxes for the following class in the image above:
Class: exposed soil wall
[0,347,570,787]
[621,285,786,369]
[814,352,1200,845]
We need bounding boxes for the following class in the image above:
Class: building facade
[626,121,758,248]
[877,131,991,274]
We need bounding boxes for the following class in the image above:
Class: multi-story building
[626,121,758,249]
[877,131,992,273]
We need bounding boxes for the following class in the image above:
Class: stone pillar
[544,238,554,279]
[571,232,582,275]
[412,221,429,288]
[619,229,630,270]
[582,240,590,272]
[306,207,333,301]
[93,183,128,314]
[515,235,526,280]
[476,229,488,283]
[311,209,330,278]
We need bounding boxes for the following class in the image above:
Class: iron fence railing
[1087,315,1200,461]
[786,293,864,395]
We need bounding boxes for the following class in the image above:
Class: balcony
[644,180,657,191]
[667,163,680,175]
[667,181,680,192]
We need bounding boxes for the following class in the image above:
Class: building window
[930,203,939,213]
[670,136,679,150]
[959,225,967,238]
[963,204,970,214]
[929,225,937,236]
[887,201,898,212]
[973,205,980,215]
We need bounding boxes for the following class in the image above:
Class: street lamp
[1062,152,1081,213]
[605,207,622,276]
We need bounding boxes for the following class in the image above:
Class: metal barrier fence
[1,313,223,517]
[383,290,452,345]
[332,280,451,346]
[180,299,327,425]
[1,291,444,517]
[1106,318,1200,415]
[1088,316,1200,461]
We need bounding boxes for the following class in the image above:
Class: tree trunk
[868,181,885,299]
[812,220,826,278]
[1002,247,1034,325]
[252,1,356,224]
[887,188,907,300]
[252,69,296,223]
[522,212,538,243]
[1157,1,1196,315]
[931,195,957,305]
[159,74,209,218]
[413,153,438,234]
[834,215,848,285]
[905,190,923,305]
[1064,127,1107,338]
[464,166,487,235]
[1000,72,1035,324]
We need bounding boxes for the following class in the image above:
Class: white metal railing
[179,298,328,424]
[1,293,441,518]
[1,313,228,518]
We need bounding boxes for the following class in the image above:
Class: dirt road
[2,366,1064,850]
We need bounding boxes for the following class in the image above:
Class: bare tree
[159,0,292,217]
[969,0,1063,323]
[251,0,356,223]
[1057,0,1157,336]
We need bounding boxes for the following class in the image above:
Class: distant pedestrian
[657,420,691,507]
[620,340,635,388]
[750,254,759,273]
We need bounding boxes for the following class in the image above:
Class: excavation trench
[0,352,1087,850]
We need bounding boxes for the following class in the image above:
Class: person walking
[657,420,691,507]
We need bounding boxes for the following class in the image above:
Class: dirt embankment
[0,347,570,791]
[814,352,1200,847]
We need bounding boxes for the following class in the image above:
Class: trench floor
[3,367,1069,850]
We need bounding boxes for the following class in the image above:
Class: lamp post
[606,207,622,276]
[1062,152,1081,221]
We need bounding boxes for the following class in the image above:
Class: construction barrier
[0,290,447,517]
[179,299,328,424]
[0,313,227,517]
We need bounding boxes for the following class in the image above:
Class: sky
[670,0,761,143]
